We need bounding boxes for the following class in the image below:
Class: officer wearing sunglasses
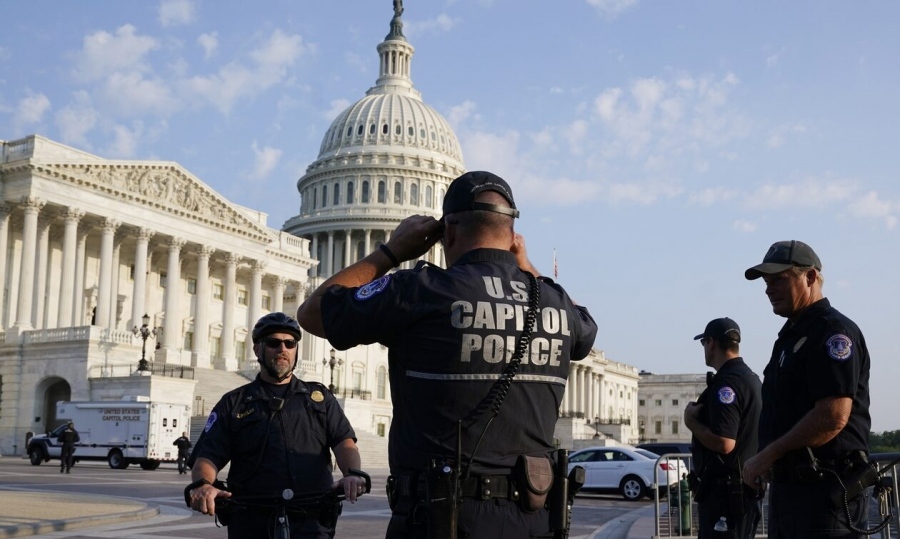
[186,312,367,538]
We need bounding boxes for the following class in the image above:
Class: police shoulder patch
[310,390,325,403]
[826,334,853,361]
[204,411,218,432]
[717,386,736,404]
[355,275,391,301]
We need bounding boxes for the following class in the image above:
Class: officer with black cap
[185,312,366,539]
[683,318,761,538]
[742,241,872,538]
[296,171,598,539]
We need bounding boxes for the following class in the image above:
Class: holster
[516,455,554,513]
[424,461,457,539]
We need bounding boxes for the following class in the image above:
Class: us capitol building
[0,2,646,460]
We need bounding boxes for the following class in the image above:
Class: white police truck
[27,398,191,470]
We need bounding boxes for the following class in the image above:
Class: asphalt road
[0,457,650,538]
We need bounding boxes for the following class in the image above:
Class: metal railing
[651,452,900,539]
[89,363,195,379]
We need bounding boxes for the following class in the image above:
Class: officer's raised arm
[296,214,443,338]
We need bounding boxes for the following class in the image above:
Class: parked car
[568,446,681,501]
[635,442,692,458]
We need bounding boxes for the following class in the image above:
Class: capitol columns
[160,237,187,356]
[326,231,334,277]
[129,228,155,329]
[95,218,121,328]
[364,229,372,258]
[246,259,266,365]
[309,235,319,278]
[221,252,242,369]
[343,230,352,269]
[15,197,46,330]
[57,208,85,328]
[34,215,52,329]
[0,204,10,327]
[192,245,215,368]
[73,227,90,325]
[272,276,288,314]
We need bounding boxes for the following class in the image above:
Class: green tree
[870,430,900,453]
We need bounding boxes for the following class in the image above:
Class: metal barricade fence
[651,451,900,539]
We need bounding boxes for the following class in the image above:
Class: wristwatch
[183,478,212,507]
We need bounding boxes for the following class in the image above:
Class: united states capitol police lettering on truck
[27,399,190,471]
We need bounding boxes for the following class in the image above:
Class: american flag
[553,249,558,280]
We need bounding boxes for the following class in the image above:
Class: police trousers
[385,498,553,539]
[225,512,334,539]
[696,486,761,539]
[768,481,868,539]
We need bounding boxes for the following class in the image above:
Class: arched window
[313,187,318,210]
[393,182,402,204]
[419,128,426,139]
[377,181,386,203]
[322,185,328,207]
[346,126,352,137]
[395,124,402,135]
[382,124,389,135]
[425,185,433,208]
[407,126,414,137]
[361,181,370,203]
[437,188,445,209]
[377,366,387,399]
[357,124,364,136]
[410,183,419,205]
[369,123,376,135]
[333,183,340,205]
[346,182,354,204]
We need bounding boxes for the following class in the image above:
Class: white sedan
[568,446,681,501]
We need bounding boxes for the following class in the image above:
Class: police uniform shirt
[189,375,356,495]
[759,298,871,460]
[691,358,761,474]
[321,248,598,473]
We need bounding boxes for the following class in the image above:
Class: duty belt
[390,473,521,501]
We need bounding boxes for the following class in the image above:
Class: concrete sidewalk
[0,491,159,538]
[0,488,656,539]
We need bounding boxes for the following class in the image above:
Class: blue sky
[2,1,899,430]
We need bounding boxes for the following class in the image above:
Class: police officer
[296,171,598,539]
[683,318,761,538]
[173,431,192,474]
[742,241,872,538]
[59,421,80,474]
[185,312,367,539]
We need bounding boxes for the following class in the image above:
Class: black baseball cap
[744,240,822,280]
[442,171,519,218]
[694,317,741,343]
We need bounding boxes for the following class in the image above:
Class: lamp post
[132,313,159,372]
[322,348,343,393]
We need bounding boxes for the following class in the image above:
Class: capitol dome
[283,2,466,280]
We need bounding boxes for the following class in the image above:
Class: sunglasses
[263,337,298,349]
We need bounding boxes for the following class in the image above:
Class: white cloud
[742,177,857,211]
[586,0,639,16]
[102,71,176,116]
[848,191,897,229]
[404,13,460,36]
[591,72,746,159]
[766,123,807,149]
[766,47,786,67]
[550,87,563,95]
[446,100,478,128]
[74,25,158,82]
[688,187,738,206]
[55,91,98,147]
[323,99,350,121]
[252,142,282,179]
[105,122,143,158]
[159,0,195,27]
[605,179,682,205]
[733,220,757,233]
[198,32,218,60]
[185,29,308,113]
[14,93,51,128]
